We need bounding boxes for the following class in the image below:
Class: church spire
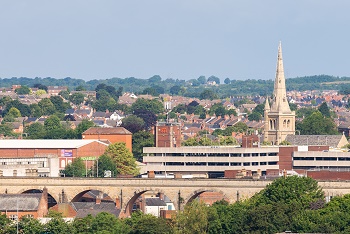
[270,41,291,113]
[264,96,270,111]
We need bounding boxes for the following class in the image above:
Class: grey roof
[145,198,166,206]
[285,135,345,148]
[72,202,120,218]
[65,109,75,115]
[0,194,42,211]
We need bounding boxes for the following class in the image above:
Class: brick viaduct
[0,177,348,217]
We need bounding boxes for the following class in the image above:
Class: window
[23,214,34,218]
[231,162,241,166]
[243,162,250,166]
[9,215,18,221]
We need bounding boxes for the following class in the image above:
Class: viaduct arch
[0,178,348,217]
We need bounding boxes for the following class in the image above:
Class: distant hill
[1,74,350,98]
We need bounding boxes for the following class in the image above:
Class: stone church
[264,42,295,144]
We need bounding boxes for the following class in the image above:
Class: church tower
[264,42,295,144]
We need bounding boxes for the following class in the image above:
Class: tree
[253,176,324,208]
[69,93,85,106]
[75,85,86,91]
[94,154,117,177]
[35,89,47,97]
[174,200,209,234]
[29,104,42,118]
[44,217,73,234]
[33,83,48,92]
[298,111,338,135]
[132,131,154,161]
[18,216,44,234]
[44,115,62,132]
[199,89,218,100]
[121,115,145,133]
[75,120,95,138]
[64,158,86,177]
[232,122,248,133]
[182,137,199,146]
[224,78,231,84]
[207,75,220,84]
[134,109,158,130]
[0,123,15,137]
[103,142,139,176]
[127,211,172,234]
[15,86,31,95]
[59,90,70,100]
[25,122,46,139]
[38,98,56,115]
[50,96,71,113]
[197,76,206,84]
[8,107,21,118]
[170,85,181,95]
[131,98,164,115]
[318,102,331,118]
[248,112,262,121]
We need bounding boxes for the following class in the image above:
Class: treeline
[2,74,350,98]
[2,176,350,233]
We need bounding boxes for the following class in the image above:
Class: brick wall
[83,134,132,151]
[278,146,297,170]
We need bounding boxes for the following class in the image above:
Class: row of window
[156,152,278,157]
[164,162,278,166]
[294,157,350,161]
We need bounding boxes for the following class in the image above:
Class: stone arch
[184,188,229,205]
[70,188,116,203]
[20,188,58,208]
[283,120,286,128]
[122,188,169,217]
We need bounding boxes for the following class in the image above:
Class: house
[47,86,67,96]
[0,188,48,220]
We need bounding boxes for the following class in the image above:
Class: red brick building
[0,139,108,170]
[0,188,48,219]
[154,122,181,147]
[82,127,132,151]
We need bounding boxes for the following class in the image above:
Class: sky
[0,1,350,82]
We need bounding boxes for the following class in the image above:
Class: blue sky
[0,1,349,81]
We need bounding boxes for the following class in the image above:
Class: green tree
[44,217,73,234]
[94,154,117,177]
[248,112,262,121]
[224,78,231,84]
[25,122,46,139]
[298,111,338,135]
[38,98,56,115]
[15,86,31,94]
[35,89,47,97]
[121,115,145,133]
[174,200,209,234]
[0,123,15,137]
[103,142,139,176]
[197,75,206,84]
[132,131,154,161]
[8,107,21,118]
[199,89,218,100]
[91,212,130,234]
[64,158,86,177]
[75,120,95,138]
[182,137,199,146]
[0,214,11,234]
[18,217,44,234]
[170,85,181,95]
[50,96,71,114]
[232,122,248,133]
[127,211,172,234]
[59,90,70,100]
[44,115,62,132]
[69,93,85,106]
[29,104,42,117]
[71,214,93,234]
[318,102,331,118]
[131,98,164,115]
